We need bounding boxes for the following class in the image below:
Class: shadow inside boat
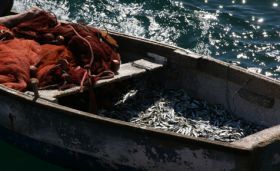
[57,73,265,142]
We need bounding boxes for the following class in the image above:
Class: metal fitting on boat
[30,78,40,101]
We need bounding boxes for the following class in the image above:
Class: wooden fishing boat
[1,13,280,171]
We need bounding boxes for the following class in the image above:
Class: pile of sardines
[99,87,266,142]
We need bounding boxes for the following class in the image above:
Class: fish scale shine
[99,88,265,142]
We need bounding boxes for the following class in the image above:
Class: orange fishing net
[0,39,40,91]
[0,10,120,92]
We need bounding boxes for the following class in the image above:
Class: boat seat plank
[25,59,163,102]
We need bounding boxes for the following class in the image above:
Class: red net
[0,10,121,92]
[0,39,40,91]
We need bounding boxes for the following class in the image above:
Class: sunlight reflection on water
[15,0,280,79]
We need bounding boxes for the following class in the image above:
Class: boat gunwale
[110,30,280,99]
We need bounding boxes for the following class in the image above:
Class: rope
[68,24,95,91]
[69,25,95,66]
[68,24,115,92]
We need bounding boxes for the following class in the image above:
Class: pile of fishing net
[0,10,120,92]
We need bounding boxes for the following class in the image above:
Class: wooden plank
[26,59,163,102]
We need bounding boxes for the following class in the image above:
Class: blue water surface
[15,0,280,78]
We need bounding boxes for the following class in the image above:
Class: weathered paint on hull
[0,126,116,171]
[0,87,253,171]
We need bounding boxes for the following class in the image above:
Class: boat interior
[21,31,280,145]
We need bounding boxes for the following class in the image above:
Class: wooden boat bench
[25,59,164,102]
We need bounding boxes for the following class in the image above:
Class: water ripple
[15,0,280,79]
